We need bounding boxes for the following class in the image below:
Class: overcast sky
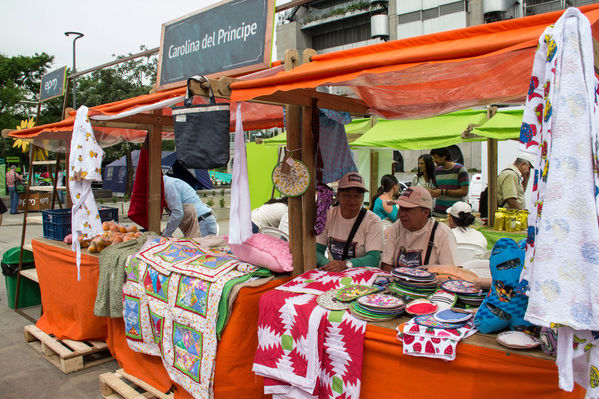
[0,0,286,73]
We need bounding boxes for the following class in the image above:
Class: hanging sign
[39,66,67,102]
[157,0,274,90]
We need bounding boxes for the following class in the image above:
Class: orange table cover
[32,239,108,341]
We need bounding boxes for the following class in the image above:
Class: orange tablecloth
[31,238,583,398]
[32,238,108,341]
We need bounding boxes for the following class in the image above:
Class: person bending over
[316,172,384,272]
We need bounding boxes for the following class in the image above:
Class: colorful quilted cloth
[123,238,257,398]
[254,269,378,398]
[136,237,241,281]
[398,318,476,361]
[275,267,385,295]
[318,109,357,184]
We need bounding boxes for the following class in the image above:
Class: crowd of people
[315,144,535,272]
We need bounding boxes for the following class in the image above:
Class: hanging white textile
[69,106,105,280]
[228,103,252,244]
[518,8,599,396]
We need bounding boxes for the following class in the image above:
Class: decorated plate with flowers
[335,284,378,302]
[357,293,404,309]
[272,158,310,197]
[440,279,481,295]
[317,289,350,311]
[392,267,435,280]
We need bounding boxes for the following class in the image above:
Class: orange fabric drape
[32,239,108,341]
[361,325,584,398]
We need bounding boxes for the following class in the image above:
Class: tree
[0,52,58,163]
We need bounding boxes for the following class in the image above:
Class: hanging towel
[229,103,253,244]
[318,110,357,184]
[69,106,104,280]
[518,8,599,396]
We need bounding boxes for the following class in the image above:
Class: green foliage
[206,198,215,207]
[220,188,225,196]
[111,196,118,203]
[98,198,105,204]
[219,198,226,208]
[212,190,216,196]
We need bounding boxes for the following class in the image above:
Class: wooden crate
[24,324,113,374]
[99,369,174,399]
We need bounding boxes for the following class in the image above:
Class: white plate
[496,331,540,350]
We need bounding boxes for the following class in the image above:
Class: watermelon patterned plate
[440,279,481,295]
[335,284,378,302]
[357,293,404,309]
[414,314,467,329]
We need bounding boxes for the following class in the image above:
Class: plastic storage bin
[41,206,119,241]
[1,247,40,309]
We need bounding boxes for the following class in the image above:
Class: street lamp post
[64,31,84,109]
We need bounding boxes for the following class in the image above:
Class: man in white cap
[316,172,384,272]
[381,186,457,271]
[496,152,535,210]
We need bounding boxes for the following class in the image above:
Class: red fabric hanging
[127,145,166,229]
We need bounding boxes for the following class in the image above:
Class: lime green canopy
[470,109,523,140]
[350,110,489,150]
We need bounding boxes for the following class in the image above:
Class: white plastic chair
[259,226,289,242]
[455,243,488,265]
[461,259,492,279]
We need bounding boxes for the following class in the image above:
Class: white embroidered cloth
[69,106,104,280]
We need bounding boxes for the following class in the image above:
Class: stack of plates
[439,280,487,307]
[349,293,405,322]
[389,267,438,300]
[335,284,379,302]
[414,313,467,329]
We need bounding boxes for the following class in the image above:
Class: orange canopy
[231,5,599,119]
[8,64,285,147]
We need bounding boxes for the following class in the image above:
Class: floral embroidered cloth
[254,270,374,399]
[397,317,476,361]
[123,238,257,398]
[69,105,104,279]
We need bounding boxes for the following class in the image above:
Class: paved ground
[0,207,230,399]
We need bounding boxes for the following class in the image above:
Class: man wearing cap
[316,172,384,272]
[381,186,457,271]
[496,152,534,210]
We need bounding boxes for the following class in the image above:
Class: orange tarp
[231,5,599,119]
[31,239,108,341]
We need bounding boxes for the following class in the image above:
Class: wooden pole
[301,102,316,271]
[284,49,304,275]
[486,106,498,227]
[147,110,163,234]
[369,150,379,204]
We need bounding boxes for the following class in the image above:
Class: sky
[0,0,286,74]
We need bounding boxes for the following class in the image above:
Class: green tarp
[470,109,523,140]
[350,110,489,150]
[246,142,281,209]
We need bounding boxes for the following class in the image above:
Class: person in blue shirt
[370,174,399,223]
[162,175,217,237]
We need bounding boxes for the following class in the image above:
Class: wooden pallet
[99,369,174,399]
[24,324,113,374]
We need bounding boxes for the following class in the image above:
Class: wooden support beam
[91,113,174,130]
[284,49,305,276]
[301,103,316,271]
[369,150,379,202]
[147,110,163,234]
[253,89,369,115]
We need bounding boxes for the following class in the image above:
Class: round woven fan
[271,158,310,197]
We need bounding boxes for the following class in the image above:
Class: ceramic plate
[414,314,466,329]
[405,299,438,315]
[317,289,350,311]
[357,293,404,309]
[433,309,473,323]
[335,284,378,302]
[440,279,481,295]
[393,267,434,280]
[496,331,540,349]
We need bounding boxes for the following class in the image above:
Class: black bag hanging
[172,75,230,169]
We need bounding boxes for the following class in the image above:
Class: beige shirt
[316,206,384,261]
[497,165,525,209]
[382,218,457,267]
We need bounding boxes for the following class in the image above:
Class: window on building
[311,15,371,50]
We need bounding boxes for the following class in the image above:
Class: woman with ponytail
[371,174,400,223]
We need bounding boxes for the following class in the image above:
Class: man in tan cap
[381,186,457,271]
[316,172,384,272]
[497,151,535,210]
